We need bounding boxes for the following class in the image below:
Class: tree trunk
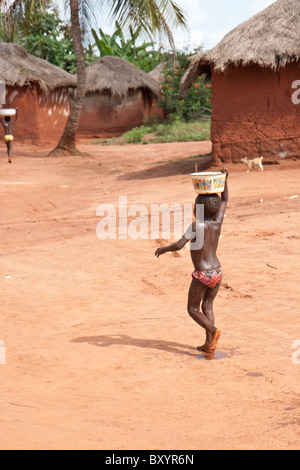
[48,0,86,157]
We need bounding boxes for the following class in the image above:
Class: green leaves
[91,25,123,57]
[157,52,212,122]
[20,12,76,72]
[91,21,155,61]
[0,3,97,73]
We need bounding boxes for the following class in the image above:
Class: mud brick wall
[210,63,300,163]
[3,85,70,145]
[77,90,163,139]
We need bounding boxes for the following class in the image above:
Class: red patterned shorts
[192,267,223,289]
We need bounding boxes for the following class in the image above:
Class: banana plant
[91,25,123,57]
[91,21,154,59]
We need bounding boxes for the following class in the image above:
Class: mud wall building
[211,62,300,163]
[77,56,163,139]
[180,0,300,163]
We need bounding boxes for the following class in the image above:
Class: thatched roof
[85,56,159,97]
[148,63,165,84]
[0,43,76,94]
[181,0,300,95]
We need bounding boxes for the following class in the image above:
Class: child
[155,168,229,354]
[0,108,18,163]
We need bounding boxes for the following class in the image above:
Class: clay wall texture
[1,86,163,144]
[2,85,70,145]
[77,90,163,138]
[211,63,300,163]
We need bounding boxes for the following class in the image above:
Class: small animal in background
[241,156,264,172]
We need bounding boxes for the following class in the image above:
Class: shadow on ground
[71,334,196,357]
[119,155,213,180]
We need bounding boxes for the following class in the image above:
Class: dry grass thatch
[0,43,76,94]
[181,0,300,95]
[85,56,159,97]
[148,63,165,84]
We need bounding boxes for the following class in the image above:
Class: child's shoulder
[184,221,204,240]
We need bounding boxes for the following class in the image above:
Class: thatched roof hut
[0,43,76,94]
[84,56,159,97]
[0,43,76,144]
[180,0,300,163]
[181,0,300,96]
[78,56,163,138]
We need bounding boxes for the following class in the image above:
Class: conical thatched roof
[148,63,165,84]
[0,43,76,94]
[85,56,159,97]
[181,0,300,96]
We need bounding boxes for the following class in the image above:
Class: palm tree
[48,0,86,156]
[49,0,188,157]
[1,0,188,156]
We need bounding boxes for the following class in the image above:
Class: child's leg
[6,142,12,162]
[201,284,221,349]
[187,278,216,347]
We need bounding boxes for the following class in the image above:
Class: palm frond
[62,0,97,43]
[158,0,187,27]
[102,0,188,51]
[78,0,96,38]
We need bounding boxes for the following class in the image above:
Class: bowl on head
[190,172,226,194]
[0,108,16,117]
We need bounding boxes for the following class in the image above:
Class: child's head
[4,116,10,122]
[194,193,221,221]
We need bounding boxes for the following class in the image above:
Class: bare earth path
[0,140,299,450]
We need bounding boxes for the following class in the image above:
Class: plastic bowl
[191,171,226,194]
[0,108,16,116]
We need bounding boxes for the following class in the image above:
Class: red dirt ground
[0,140,299,450]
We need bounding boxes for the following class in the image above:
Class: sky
[172,0,275,50]
[56,0,276,51]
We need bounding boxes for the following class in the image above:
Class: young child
[155,168,229,354]
[0,108,18,163]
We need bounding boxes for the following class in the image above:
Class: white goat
[241,156,264,172]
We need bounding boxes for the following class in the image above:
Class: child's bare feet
[209,329,221,352]
[197,342,211,353]
[197,329,221,354]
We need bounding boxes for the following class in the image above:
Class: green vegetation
[151,119,211,143]
[1,1,209,147]
[157,51,211,122]
[122,125,153,143]
[22,12,77,73]
[91,47,212,146]
[92,119,211,145]
[91,22,157,71]
[0,4,96,73]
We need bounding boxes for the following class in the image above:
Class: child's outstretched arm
[155,232,191,258]
[214,168,229,225]
[155,221,198,258]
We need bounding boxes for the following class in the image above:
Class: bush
[152,120,210,143]
[123,125,153,143]
[157,52,211,122]
[94,119,210,145]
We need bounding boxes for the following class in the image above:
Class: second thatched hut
[181,0,300,163]
[77,56,163,138]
